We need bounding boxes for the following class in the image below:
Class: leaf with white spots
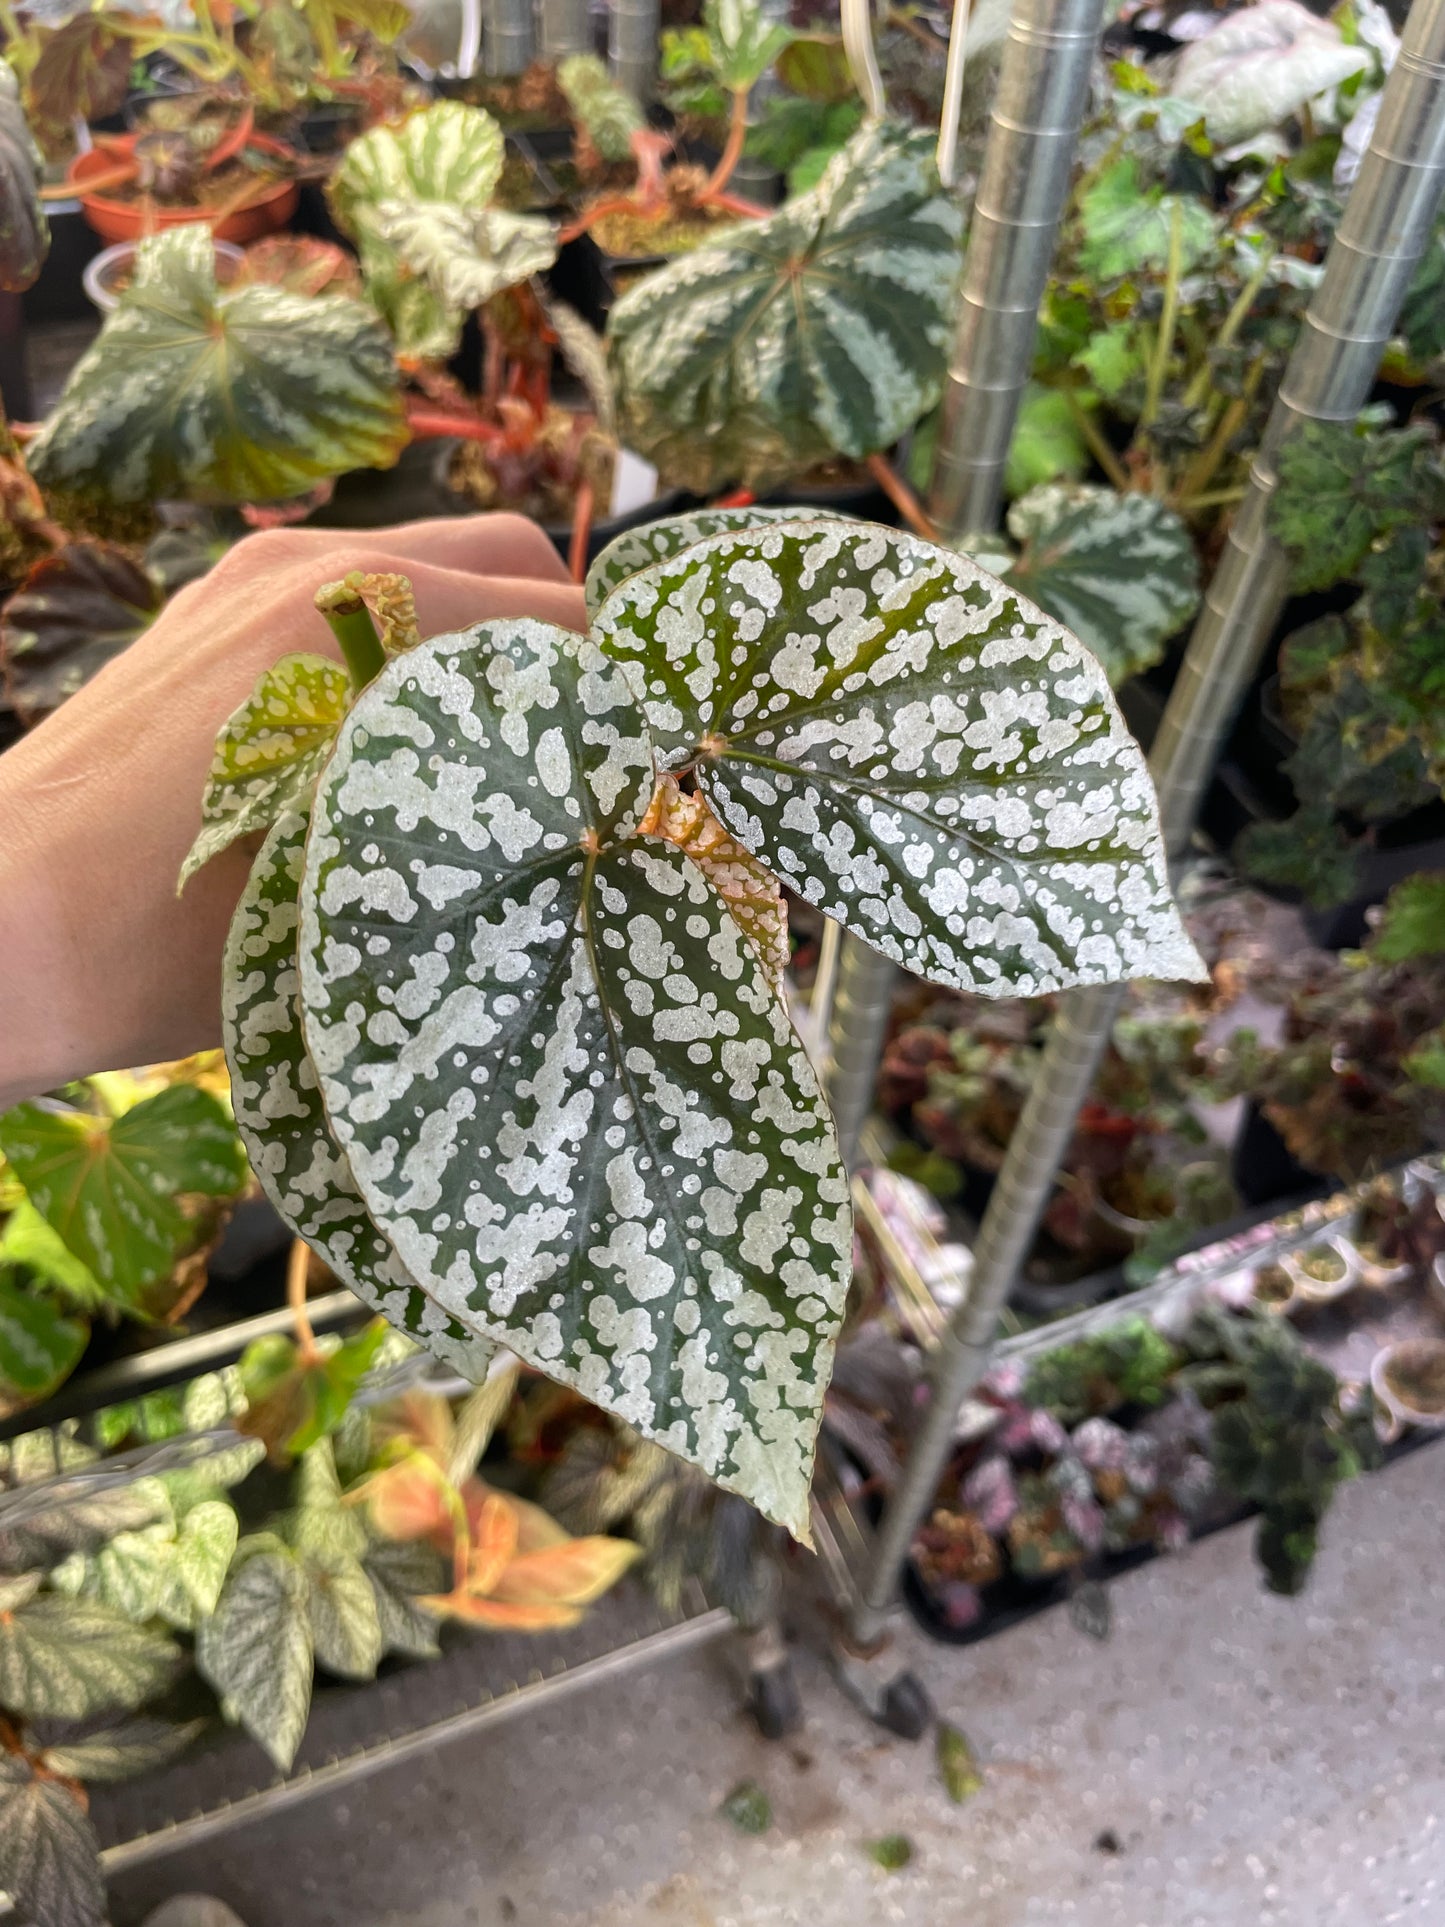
[297,621,851,1541]
[181,654,351,890]
[605,120,964,494]
[584,507,846,623]
[1001,484,1201,687]
[222,806,499,1382]
[593,518,1206,996]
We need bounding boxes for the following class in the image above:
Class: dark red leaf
[1,540,164,724]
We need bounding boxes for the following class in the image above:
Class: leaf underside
[222,806,499,1382]
[294,620,851,1539]
[591,518,1206,995]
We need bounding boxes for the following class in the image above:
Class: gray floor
[112,1441,1445,1927]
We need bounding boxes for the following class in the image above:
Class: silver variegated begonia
[224,807,497,1383]
[294,621,851,1541]
[591,518,1206,995]
[585,506,847,623]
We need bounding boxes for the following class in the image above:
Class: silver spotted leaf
[223,807,498,1380]
[584,507,846,623]
[0,1594,180,1721]
[362,1536,446,1659]
[0,1755,104,1927]
[592,519,1206,995]
[1002,484,1201,688]
[297,621,851,1540]
[27,225,408,508]
[41,1716,206,1785]
[373,200,558,317]
[305,1548,383,1680]
[195,1544,313,1772]
[181,654,350,890]
[605,119,964,494]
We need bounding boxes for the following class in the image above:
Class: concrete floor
[111,1440,1445,1927]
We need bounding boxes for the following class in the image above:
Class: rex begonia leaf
[373,199,558,316]
[0,67,48,293]
[294,620,851,1540]
[606,119,964,494]
[27,226,408,508]
[0,1755,104,1927]
[0,540,164,726]
[0,1086,249,1303]
[1002,483,1201,686]
[1170,0,1370,147]
[223,807,498,1381]
[591,518,1205,995]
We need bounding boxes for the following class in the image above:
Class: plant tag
[610,448,659,517]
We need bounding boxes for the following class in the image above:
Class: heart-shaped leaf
[305,1547,383,1679]
[0,68,47,294]
[195,1544,314,1771]
[373,200,558,315]
[0,540,164,726]
[584,505,845,622]
[557,53,646,161]
[0,1086,249,1302]
[0,1755,104,1927]
[1000,484,1201,686]
[0,1199,105,1310]
[606,119,964,494]
[362,1536,446,1658]
[180,655,351,890]
[41,1716,207,1785]
[0,1272,88,1411]
[592,519,1205,995]
[1075,157,1219,284]
[1171,0,1370,146]
[50,1523,174,1624]
[27,226,408,508]
[159,1499,239,1627]
[223,807,498,1379]
[0,1595,180,1721]
[295,621,851,1540]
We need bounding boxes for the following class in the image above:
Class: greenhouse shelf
[87,1583,729,1876]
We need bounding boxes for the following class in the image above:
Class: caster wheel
[749,1660,803,1740]
[877,1671,932,1740]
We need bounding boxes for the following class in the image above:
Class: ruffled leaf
[374,200,558,314]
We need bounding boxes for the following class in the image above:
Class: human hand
[0,515,585,1111]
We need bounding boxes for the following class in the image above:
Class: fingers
[203,512,573,589]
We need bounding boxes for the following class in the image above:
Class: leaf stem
[1065,392,1131,493]
[1142,201,1184,430]
[569,475,595,584]
[1183,254,1271,412]
[865,451,937,541]
[704,87,751,201]
[316,577,387,692]
[286,1238,319,1367]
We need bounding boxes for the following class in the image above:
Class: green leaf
[0,1199,105,1311]
[774,34,855,103]
[701,0,795,92]
[42,1716,207,1784]
[195,1546,314,1771]
[362,1536,445,1659]
[0,1754,105,1927]
[50,1522,173,1623]
[607,120,964,494]
[222,807,498,1381]
[1399,230,1445,365]
[289,1440,369,1562]
[237,1322,390,1462]
[158,1499,239,1627]
[557,53,645,162]
[27,226,408,508]
[1374,872,1445,963]
[0,1270,89,1407]
[936,1720,983,1803]
[1073,325,1147,405]
[305,1548,383,1679]
[592,519,1206,995]
[372,200,557,315]
[1002,484,1201,685]
[585,505,847,622]
[866,1833,913,1871]
[0,1595,180,1721]
[720,1779,772,1832]
[1004,385,1091,498]
[294,620,851,1541]
[0,68,48,295]
[330,100,507,360]
[179,654,351,890]
[1269,419,1445,593]
[0,540,164,727]
[1076,158,1218,283]
[0,1085,249,1302]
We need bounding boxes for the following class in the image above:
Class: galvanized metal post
[928,0,1108,541]
[485,0,534,75]
[540,0,591,62]
[610,0,659,101]
[850,0,1445,1645]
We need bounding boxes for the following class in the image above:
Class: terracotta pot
[67,133,300,245]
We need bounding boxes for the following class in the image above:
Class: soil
[1382,1340,1445,1413]
[96,151,289,213]
[1252,1263,1295,1306]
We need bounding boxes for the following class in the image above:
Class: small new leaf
[237,1322,389,1464]
[936,1720,983,1803]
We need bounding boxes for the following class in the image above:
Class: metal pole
[540,0,591,60]
[850,0,1445,1644]
[936,0,973,190]
[928,0,1107,541]
[609,0,659,102]
[485,0,534,75]
[825,939,897,1170]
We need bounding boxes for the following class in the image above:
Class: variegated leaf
[305,1549,383,1679]
[0,1596,180,1721]
[42,1716,206,1784]
[0,1271,88,1409]
[606,120,964,494]
[374,200,558,315]
[592,519,1206,995]
[181,655,350,889]
[0,1087,248,1302]
[27,226,408,508]
[195,1546,313,1772]
[50,1523,172,1623]
[584,507,845,622]
[0,67,48,295]
[157,1499,239,1627]
[363,1536,446,1659]
[1001,484,1202,687]
[538,291,614,437]
[0,1754,104,1927]
[556,53,645,162]
[222,807,499,1381]
[289,1439,368,1563]
[297,621,851,1540]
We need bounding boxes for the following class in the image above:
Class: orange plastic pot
[67,133,301,245]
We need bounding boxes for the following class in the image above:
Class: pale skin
[0,514,586,1113]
